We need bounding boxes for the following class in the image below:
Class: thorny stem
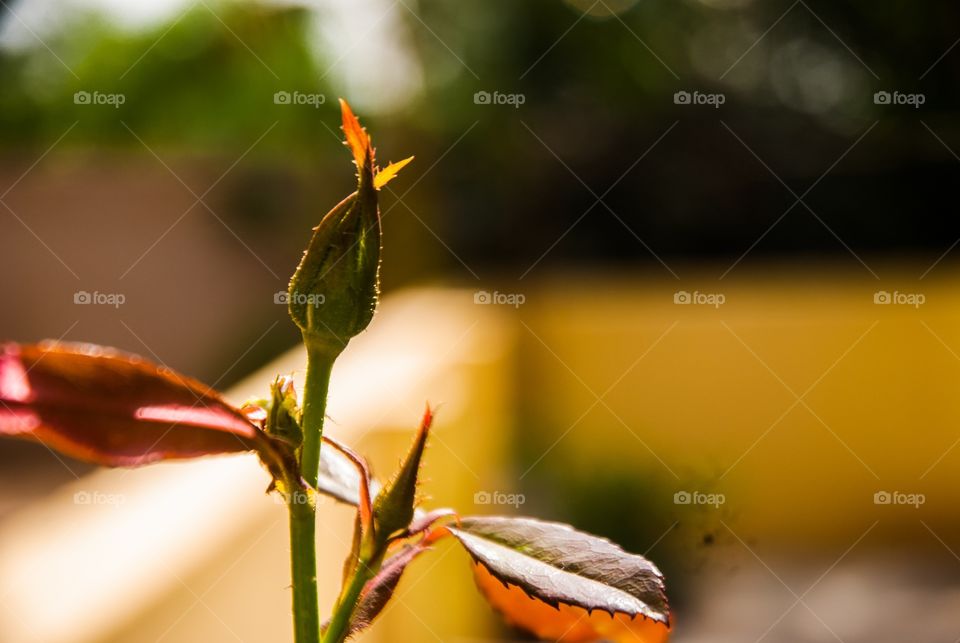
[288,341,339,643]
[300,341,339,488]
[289,498,321,643]
[321,548,386,643]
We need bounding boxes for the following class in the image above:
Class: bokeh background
[1,0,960,641]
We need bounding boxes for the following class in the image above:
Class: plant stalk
[300,342,338,488]
[321,549,385,643]
[289,499,320,643]
[289,342,338,643]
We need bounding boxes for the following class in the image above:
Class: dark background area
[1,0,958,277]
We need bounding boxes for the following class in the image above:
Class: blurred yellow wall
[520,267,960,547]
[3,273,957,643]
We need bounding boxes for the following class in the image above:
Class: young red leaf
[0,342,261,466]
[448,516,671,642]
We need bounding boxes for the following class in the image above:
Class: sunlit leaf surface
[449,516,671,642]
[0,342,259,466]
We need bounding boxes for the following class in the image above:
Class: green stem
[321,550,385,643]
[289,499,320,643]
[289,342,339,643]
[300,343,337,488]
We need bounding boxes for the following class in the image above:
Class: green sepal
[372,406,433,542]
[266,374,303,447]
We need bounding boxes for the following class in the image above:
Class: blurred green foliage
[0,4,338,157]
[3,0,959,267]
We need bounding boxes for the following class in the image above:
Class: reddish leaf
[0,342,261,466]
[471,563,670,643]
[448,516,671,642]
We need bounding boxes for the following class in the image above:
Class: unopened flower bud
[287,99,412,354]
